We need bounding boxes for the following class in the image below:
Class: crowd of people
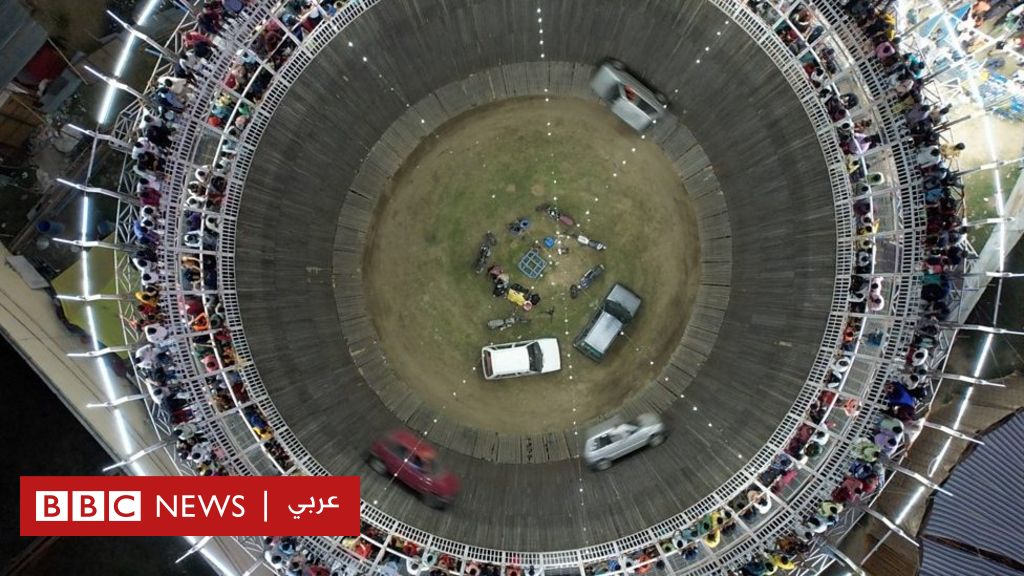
[114,0,968,574]
[120,0,377,574]
[123,0,351,499]
[725,2,964,574]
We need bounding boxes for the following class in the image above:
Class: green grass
[364,97,700,433]
[417,117,660,366]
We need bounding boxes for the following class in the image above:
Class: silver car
[590,60,667,131]
[584,413,666,471]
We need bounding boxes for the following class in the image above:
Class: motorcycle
[575,234,607,251]
[570,264,605,299]
[536,202,577,227]
[473,232,498,274]
[487,315,531,331]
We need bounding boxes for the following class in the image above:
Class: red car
[368,430,460,509]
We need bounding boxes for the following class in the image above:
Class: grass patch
[363,97,701,434]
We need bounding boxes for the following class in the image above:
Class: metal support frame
[84,65,146,100]
[66,123,132,151]
[53,237,138,251]
[68,346,132,357]
[106,10,183,62]
[87,393,149,408]
[853,505,919,547]
[57,178,141,205]
[101,439,170,471]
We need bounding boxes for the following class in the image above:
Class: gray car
[590,60,667,131]
[584,413,666,471]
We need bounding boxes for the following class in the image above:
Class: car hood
[607,284,642,318]
[636,413,663,430]
[436,471,461,496]
[536,338,562,373]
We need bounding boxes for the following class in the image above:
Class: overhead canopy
[920,410,1024,575]
[920,540,1023,576]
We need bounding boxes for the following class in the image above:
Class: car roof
[582,311,623,353]
[596,64,656,100]
[488,345,532,375]
[387,429,436,459]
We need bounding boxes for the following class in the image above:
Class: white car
[584,413,666,470]
[481,338,562,380]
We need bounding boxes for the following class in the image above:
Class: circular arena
[237,0,838,550]
[57,0,1018,573]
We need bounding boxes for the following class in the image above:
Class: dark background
[0,337,215,576]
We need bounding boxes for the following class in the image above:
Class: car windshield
[635,97,658,115]
[483,350,493,377]
[527,342,544,372]
[604,300,634,323]
[617,84,658,116]
[410,454,431,472]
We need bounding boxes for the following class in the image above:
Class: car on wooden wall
[584,413,666,471]
[591,59,667,131]
[368,430,460,509]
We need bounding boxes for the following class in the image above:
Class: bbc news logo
[36,491,141,522]
[21,476,359,536]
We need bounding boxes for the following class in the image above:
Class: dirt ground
[362,97,701,435]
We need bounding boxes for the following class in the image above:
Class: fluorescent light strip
[927,384,976,476]
[137,0,162,26]
[79,195,138,465]
[96,0,161,124]
[927,438,952,477]
[97,36,138,124]
[895,485,926,524]
[953,386,975,429]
